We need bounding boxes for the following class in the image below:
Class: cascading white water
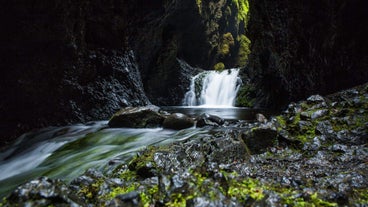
[182,69,242,107]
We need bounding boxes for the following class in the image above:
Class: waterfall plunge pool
[161,106,270,121]
[0,68,271,198]
[175,68,272,120]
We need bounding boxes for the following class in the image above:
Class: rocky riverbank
[2,83,367,206]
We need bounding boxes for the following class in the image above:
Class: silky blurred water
[0,106,269,198]
[0,121,209,197]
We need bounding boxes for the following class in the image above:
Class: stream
[0,69,249,198]
[0,120,221,197]
[0,107,263,198]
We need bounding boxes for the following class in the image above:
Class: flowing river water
[0,122,216,197]
[0,69,256,197]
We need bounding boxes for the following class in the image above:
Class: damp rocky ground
[1,83,368,206]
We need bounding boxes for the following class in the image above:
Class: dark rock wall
[132,0,209,105]
[247,0,368,109]
[0,0,151,145]
[0,0,249,145]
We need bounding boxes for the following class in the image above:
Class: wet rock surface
[162,113,195,130]
[3,83,368,206]
[4,177,82,207]
[196,113,225,127]
[108,105,166,128]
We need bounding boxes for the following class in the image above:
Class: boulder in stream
[108,105,166,128]
[196,113,225,127]
[163,113,194,130]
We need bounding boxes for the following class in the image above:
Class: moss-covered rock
[241,125,278,154]
[237,34,251,66]
[235,82,256,107]
[213,62,225,71]
[218,32,235,57]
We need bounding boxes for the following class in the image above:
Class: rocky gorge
[2,77,367,206]
[2,0,367,146]
[0,0,368,206]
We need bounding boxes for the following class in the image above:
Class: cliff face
[247,0,368,108]
[1,0,367,145]
[0,0,249,145]
[0,0,152,145]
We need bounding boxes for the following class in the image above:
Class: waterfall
[182,69,242,107]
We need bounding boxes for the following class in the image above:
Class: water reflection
[162,106,269,120]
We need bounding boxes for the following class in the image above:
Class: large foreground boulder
[108,105,166,128]
[241,124,278,154]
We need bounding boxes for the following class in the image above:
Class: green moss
[191,171,209,194]
[218,32,235,56]
[353,189,368,205]
[230,0,251,66]
[235,83,255,107]
[213,62,225,71]
[0,197,6,207]
[165,191,195,206]
[329,104,368,132]
[118,168,137,181]
[106,183,139,200]
[237,34,251,66]
[220,171,337,206]
[227,179,264,202]
[166,193,189,207]
[232,0,249,23]
[289,113,300,128]
[290,113,317,143]
[164,170,203,206]
[276,115,287,130]
[128,146,158,172]
[311,193,338,206]
[140,185,159,207]
[280,191,337,207]
[300,102,310,110]
[77,179,105,203]
[196,0,202,13]
[219,43,230,56]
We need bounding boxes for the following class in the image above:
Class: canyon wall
[0,0,248,145]
[1,0,367,145]
[247,0,368,108]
